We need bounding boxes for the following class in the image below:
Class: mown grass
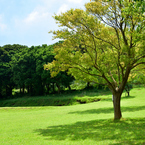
[0,87,145,145]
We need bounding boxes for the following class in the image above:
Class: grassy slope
[0,89,110,107]
[0,87,145,145]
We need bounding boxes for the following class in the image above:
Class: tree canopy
[0,43,74,98]
[45,0,145,120]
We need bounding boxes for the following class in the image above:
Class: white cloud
[14,4,54,34]
[24,11,39,24]
[23,6,50,26]
[41,0,57,7]
[67,0,83,4]
[0,0,90,46]
[13,4,57,45]
[57,4,70,15]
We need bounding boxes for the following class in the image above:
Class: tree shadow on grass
[121,95,136,100]
[68,105,145,115]
[35,118,145,144]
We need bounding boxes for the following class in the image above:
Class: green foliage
[0,44,27,98]
[46,0,145,92]
[0,43,74,98]
[46,0,145,119]
[11,44,55,95]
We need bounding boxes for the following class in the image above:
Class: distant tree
[0,44,27,98]
[12,43,74,96]
[11,45,53,95]
[52,72,74,93]
[45,0,145,120]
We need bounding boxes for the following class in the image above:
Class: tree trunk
[6,85,12,97]
[30,84,33,96]
[27,86,30,94]
[52,83,55,93]
[113,93,122,120]
[87,82,90,88]
[56,83,60,94]
[20,87,22,93]
[68,85,71,91]
[22,84,25,94]
[127,91,129,96]
[46,84,50,94]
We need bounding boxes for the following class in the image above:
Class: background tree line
[0,42,74,99]
[0,42,144,100]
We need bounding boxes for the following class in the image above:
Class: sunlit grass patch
[0,87,145,145]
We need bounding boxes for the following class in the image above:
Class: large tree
[45,0,145,120]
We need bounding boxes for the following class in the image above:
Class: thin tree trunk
[6,85,12,97]
[27,86,30,94]
[113,93,122,120]
[22,84,25,94]
[87,82,90,88]
[68,85,71,91]
[52,83,55,93]
[46,84,50,94]
[56,83,60,94]
[30,84,33,96]
[20,87,22,93]
[127,91,129,96]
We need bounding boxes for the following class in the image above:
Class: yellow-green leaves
[46,0,145,92]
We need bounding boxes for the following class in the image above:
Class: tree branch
[79,18,119,50]
[132,62,145,69]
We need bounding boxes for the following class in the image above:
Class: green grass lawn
[0,87,145,145]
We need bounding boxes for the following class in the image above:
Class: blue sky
[0,0,90,47]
